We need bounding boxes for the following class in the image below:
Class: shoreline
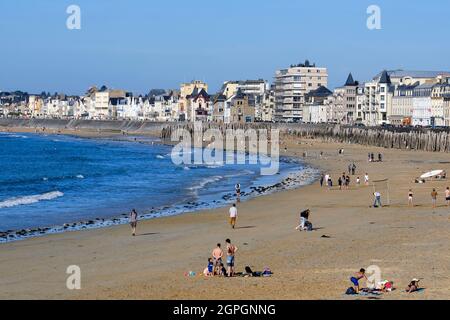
[0,129,320,243]
[1,127,449,300]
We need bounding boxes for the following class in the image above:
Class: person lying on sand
[350,269,367,294]
[406,279,420,293]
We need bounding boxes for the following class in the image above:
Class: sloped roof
[379,70,392,84]
[308,86,333,98]
[344,73,357,86]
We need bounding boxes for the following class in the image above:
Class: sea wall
[3,118,450,153]
[0,118,167,132]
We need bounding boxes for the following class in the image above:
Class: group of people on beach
[349,268,421,295]
[206,239,238,277]
[368,152,383,162]
[407,187,450,208]
[320,172,370,190]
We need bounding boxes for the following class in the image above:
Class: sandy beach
[1,128,449,300]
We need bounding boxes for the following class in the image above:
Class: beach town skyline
[1,0,450,310]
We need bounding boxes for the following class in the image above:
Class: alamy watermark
[66,5,81,30]
[170,124,280,176]
[367,5,381,30]
[66,265,81,290]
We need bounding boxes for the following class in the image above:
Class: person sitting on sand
[212,243,223,275]
[203,258,214,277]
[406,278,420,293]
[350,269,367,294]
[129,209,138,236]
[295,209,311,231]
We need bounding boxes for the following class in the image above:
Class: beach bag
[345,287,356,295]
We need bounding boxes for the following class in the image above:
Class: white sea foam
[156,155,165,159]
[76,175,84,179]
[0,191,64,209]
[188,176,224,192]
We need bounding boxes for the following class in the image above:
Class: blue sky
[0,0,449,95]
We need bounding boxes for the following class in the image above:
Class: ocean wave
[0,191,64,209]
[187,176,224,192]
[156,155,165,159]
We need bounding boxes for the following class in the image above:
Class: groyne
[160,123,450,153]
[3,118,450,153]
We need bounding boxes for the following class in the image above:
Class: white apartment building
[274,60,328,122]
[390,84,417,125]
[412,84,433,126]
[363,70,393,126]
[431,80,450,127]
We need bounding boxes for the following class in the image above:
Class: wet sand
[0,130,449,300]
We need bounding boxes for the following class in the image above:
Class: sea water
[0,132,317,240]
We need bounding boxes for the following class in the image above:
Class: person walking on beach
[324,174,330,189]
[352,163,356,175]
[235,183,241,202]
[445,187,450,207]
[212,243,223,276]
[229,204,238,229]
[408,189,414,207]
[364,173,370,186]
[320,174,324,187]
[348,164,352,175]
[129,209,138,236]
[373,191,382,208]
[431,189,438,208]
[225,238,238,277]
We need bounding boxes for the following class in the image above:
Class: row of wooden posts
[161,123,450,153]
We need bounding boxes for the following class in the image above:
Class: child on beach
[356,177,360,185]
[364,173,370,186]
[350,269,367,293]
[203,258,214,277]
